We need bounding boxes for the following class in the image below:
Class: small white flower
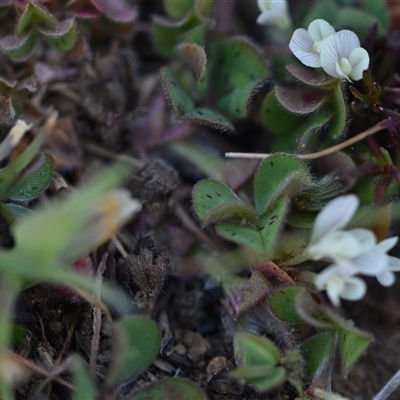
[305,194,400,304]
[319,30,369,81]
[314,263,366,306]
[289,19,335,68]
[256,0,291,30]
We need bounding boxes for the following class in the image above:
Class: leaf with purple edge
[0,31,37,61]
[17,1,57,35]
[40,18,77,51]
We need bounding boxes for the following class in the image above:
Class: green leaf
[152,11,206,57]
[327,80,348,141]
[107,316,161,385]
[300,332,336,381]
[17,1,57,35]
[13,163,133,269]
[192,179,243,221]
[363,0,389,33]
[216,222,266,254]
[160,67,195,116]
[269,287,305,324]
[128,378,206,400]
[73,356,97,400]
[254,154,312,214]
[274,86,326,115]
[260,88,331,153]
[0,203,33,222]
[259,196,289,258]
[165,0,195,19]
[0,31,37,61]
[160,67,234,132]
[180,107,235,132]
[232,366,286,392]
[7,155,53,201]
[0,113,56,200]
[338,324,373,374]
[202,202,257,225]
[234,332,280,367]
[202,36,269,116]
[41,18,77,51]
[302,0,337,27]
[232,333,286,392]
[337,7,388,38]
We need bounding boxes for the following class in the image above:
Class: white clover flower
[305,194,400,304]
[319,30,370,81]
[289,19,335,68]
[314,263,366,306]
[256,0,291,30]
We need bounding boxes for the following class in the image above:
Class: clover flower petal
[309,194,359,247]
[307,195,400,304]
[289,19,335,68]
[307,228,376,264]
[314,263,366,306]
[256,0,291,30]
[320,30,369,81]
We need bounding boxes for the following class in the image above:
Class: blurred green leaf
[0,113,56,200]
[0,31,37,61]
[234,332,280,367]
[338,324,373,374]
[0,203,33,222]
[73,356,97,400]
[202,202,257,225]
[152,11,207,57]
[107,316,160,385]
[259,196,289,258]
[202,37,269,117]
[216,222,266,254]
[7,155,53,202]
[41,19,77,51]
[17,1,57,35]
[254,154,312,214]
[165,0,195,19]
[128,378,206,400]
[269,287,305,324]
[336,6,389,40]
[192,179,243,220]
[300,331,336,381]
[232,333,286,392]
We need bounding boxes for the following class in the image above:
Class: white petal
[348,47,369,81]
[257,0,272,13]
[388,256,400,272]
[377,271,396,286]
[332,30,360,58]
[352,249,388,276]
[340,276,367,301]
[308,19,335,42]
[376,237,398,252]
[307,229,376,262]
[320,34,341,78]
[309,195,359,245]
[257,4,291,29]
[314,264,338,290]
[289,28,322,67]
[346,228,377,253]
[320,31,360,78]
[326,280,342,306]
